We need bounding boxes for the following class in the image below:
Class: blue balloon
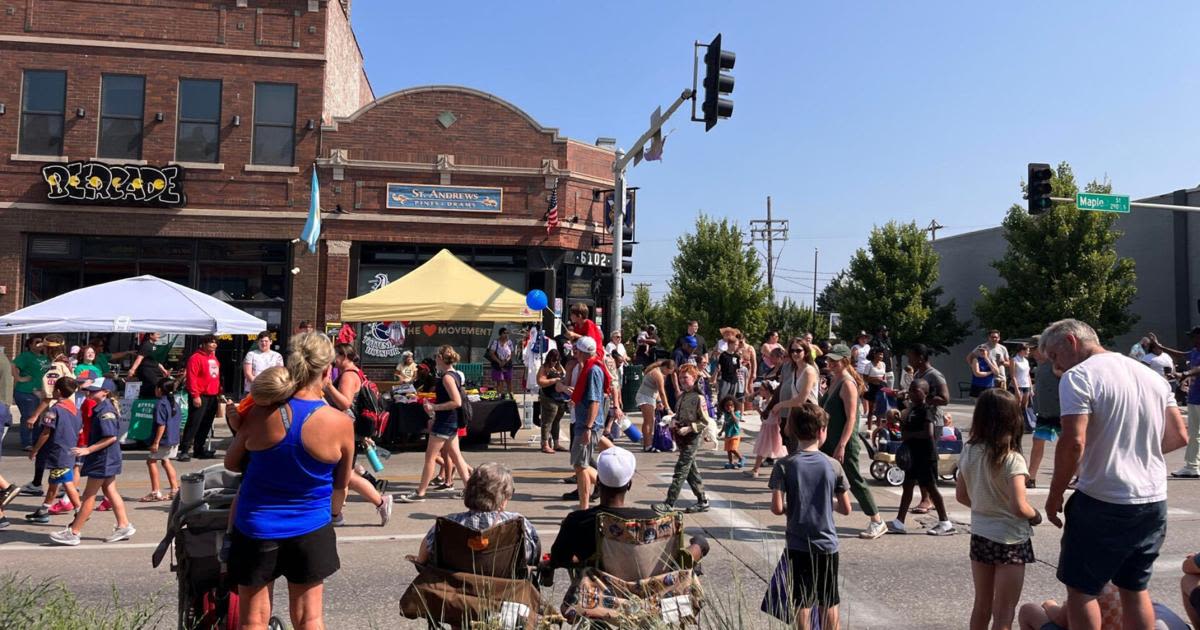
[526,289,548,311]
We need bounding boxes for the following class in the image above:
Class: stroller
[152,465,284,630]
[864,428,964,487]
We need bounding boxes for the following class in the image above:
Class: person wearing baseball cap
[822,343,886,539]
[548,447,652,568]
[566,335,610,510]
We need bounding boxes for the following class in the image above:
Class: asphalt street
[0,401,1197,629]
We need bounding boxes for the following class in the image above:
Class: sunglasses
[789,348,804,354]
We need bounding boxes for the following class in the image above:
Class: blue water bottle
[365,445,384,473]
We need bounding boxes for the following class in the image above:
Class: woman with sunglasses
[776,339,820,453]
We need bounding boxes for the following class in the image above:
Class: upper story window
[176,79,222,163]
[98,74,145,160]
[19,70,67,156]
[252,83,296,166]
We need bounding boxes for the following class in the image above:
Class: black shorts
[902,440,937,486]
[228,523,340,587]
[970,534,1035,565]
[786,549,840,609]
[1057,492,1166,596]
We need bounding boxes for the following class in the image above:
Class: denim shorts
[1057,491,1166,595]
[429,416,459,440]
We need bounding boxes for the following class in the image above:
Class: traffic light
[1027,163,1053,215]
[702,33,736,131]
[621,226,634,274]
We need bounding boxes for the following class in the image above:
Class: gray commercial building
[930,187,1200,396]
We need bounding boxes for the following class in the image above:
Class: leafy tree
[764,297,830,341]
[621,283,664,341]
[975,162,1137,342]
[661,215,772,344]
[826,221,968,354]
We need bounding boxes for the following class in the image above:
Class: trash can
[622,365,643,412]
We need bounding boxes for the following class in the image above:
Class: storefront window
[177,79,221,163]
[26,259,79,304]
[199,264,286,301]
[19,70,66,156]
[82,261,137,288]
[198,240,287,263]
[98,75,145,160]
[252,83,296,166]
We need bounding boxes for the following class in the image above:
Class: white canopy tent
[0,275,267,334]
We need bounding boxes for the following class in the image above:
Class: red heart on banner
[422,324,438,337]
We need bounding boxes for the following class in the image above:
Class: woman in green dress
[819,343,885,539]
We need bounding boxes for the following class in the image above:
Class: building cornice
[0,34,325,62]
[317,153,612,188]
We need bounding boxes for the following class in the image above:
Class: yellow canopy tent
[339,249,541,323]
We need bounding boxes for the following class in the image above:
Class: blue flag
[300,167,321,253]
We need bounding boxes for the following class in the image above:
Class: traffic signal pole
[610,88,696,334]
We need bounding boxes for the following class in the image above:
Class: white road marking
[0,531,571,553]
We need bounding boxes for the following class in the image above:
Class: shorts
[149,444,179,461]
[970,534,1035,565]
[718,380,739,403]
[1033,415,1061,442]
[634,392,657,408]
[491,367,513,382]
[969,384,992,398]
[724,437,741,452]
[228,523,340,587]
[429,416,458,441]
[48,467,74,484]
[570,422,601,469]
[901,440,937,486]
[1057,491,1167,596]
[785,549,840,609]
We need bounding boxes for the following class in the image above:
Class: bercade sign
[42,161,185,207]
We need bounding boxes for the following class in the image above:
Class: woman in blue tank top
[224,332,354,629]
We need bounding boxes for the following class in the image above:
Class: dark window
[252,83,296,166]
[19,70,66,156]
[98,75,145,160]
[176,79,221,163]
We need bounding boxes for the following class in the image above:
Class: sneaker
[25,509,49,524]
[48,498,73,515]
[1025,478,1037,489]
[561,476,577,485]
[397,493,426,504]
[18,483,42,497]
[562,489,580,501]
[104,524,136,543]
[723,463,735,470]
[175,454,192,463]
[886,519,907,534]
[96,498,112,512]
[0,485,20,507]
[927,520,956,536]
[0,517,9,530]
[859,520,887,540]
[1171,468,1200,479]
[684,501,710,514]
[331,513,345,526]
[651,502,676,514]
[377,495,393,527]
[49,528,80,546]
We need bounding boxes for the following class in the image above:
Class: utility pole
[925,219,945,241]
[749,196,789,297]
[812,248,819,318]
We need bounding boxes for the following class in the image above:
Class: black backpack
[449,371,473,429]
[347,370,388,439]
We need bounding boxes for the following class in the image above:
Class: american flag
[545,189,559,233]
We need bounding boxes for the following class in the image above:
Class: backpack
[347,370,388,439]
[449,371,473,429]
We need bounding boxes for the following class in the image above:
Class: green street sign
[1076,192,1130,213]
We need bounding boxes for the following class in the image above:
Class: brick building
[0,0,618,380]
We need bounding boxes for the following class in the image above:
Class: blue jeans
[14,391,41,448]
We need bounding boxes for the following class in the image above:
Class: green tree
[975,162,1137,342]
[764,297,830,341]
[662,215,772,344]
[621,283,664,341]
[828,221,968,354]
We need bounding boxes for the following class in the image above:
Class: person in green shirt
[12,338,49,449]
[74,346,102,389]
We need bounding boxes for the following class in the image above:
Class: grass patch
[0,574,165,630]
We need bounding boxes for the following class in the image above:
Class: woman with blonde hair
[820,344,885,540]
[223,331,355,630]
[398,345,474,503]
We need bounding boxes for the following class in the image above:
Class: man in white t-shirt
[242,331,283,393]
[1140,342,1175,378]
[604,331,628,382]
[850,331,872,375]
[1039,318,1187,629]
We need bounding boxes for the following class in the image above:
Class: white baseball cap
[575,336,598,355]
[596,447,637,488]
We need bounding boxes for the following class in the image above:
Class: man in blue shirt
[568,337,608,510]
[1157,327,1200,478]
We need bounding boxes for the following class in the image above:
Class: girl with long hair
[398,345,473,503]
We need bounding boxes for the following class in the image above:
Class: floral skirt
[969,534,1035,565]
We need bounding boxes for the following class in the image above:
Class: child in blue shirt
[142,378,181,502]
[25,377,83,524]
[718,396,744,469]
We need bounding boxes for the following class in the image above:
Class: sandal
[139,493,163,503]
[911,505,931,515]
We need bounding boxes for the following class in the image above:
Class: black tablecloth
[382,399,522,448]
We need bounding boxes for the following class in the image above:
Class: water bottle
[365,445,384,473]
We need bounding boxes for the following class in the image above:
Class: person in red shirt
[179,335,222,462]
[566,303,603,350]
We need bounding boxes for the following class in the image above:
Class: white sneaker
[886,519,907,534]
[1171,467,1200,479]
[104,524,136,543]
[927,520,956,536]
[859,520,887,540]
[18,483,42,496]
[331,513,345,526]
[377,494,394,527]
[49,528,81,546]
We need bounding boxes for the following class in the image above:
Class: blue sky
[351,2,1200,304]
